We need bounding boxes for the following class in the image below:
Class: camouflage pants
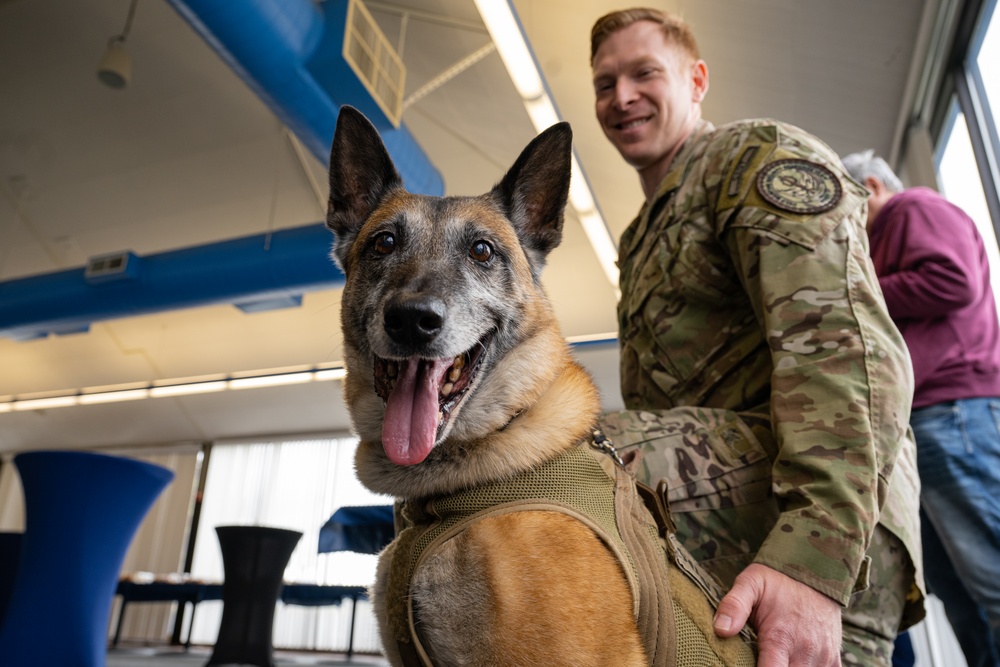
[600,408,914,666]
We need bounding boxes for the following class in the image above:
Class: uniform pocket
[600,407,774,510]
[600,407,781,589]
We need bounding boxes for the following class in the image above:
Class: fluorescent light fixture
[13,396,79,411]
[523,95,559,132]
[150,381,228,398]
[569,155,596,215]
[228,372,314,390]
[0,328,622,415]
[578,210,620,284]
[79,388,150,404]
[566,331,619,345]
[473,0,543,99]
[475,0,619,289]
[0,363,349,413]
[315,368,348,381]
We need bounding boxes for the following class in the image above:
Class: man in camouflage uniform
[590,8,924,666]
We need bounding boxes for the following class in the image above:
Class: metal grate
[343,0,405,127]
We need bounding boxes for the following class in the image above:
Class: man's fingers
[713,575,758,638]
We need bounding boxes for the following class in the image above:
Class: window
[937,101,1000,312]
[951,0,1000,229]
[934,0,1000,318]
[974,0,999,129]
[188,436,390,652]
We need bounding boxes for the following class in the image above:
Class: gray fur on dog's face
[326,107,573,486]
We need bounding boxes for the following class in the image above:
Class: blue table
[318,505,395,555]
[113,579,221,649]
[113,580,367,653]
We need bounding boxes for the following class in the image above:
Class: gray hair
[841,149,904,192]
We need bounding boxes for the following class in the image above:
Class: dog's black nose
[384,295,446,347]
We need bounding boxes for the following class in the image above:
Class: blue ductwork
[0,0,443,341]
[164,0,443,195]
[0,225,342,341]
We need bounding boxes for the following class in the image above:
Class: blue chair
[0,450,173,667]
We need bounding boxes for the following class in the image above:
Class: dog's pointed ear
[489,122,573,276]
[327,106,402,269]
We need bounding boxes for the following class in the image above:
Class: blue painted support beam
[0,224,342,341]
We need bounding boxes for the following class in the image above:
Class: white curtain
[188,435,390,653]
[110,445,202,644]
[0,453,24,532]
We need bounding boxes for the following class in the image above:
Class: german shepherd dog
[327,107,751,667]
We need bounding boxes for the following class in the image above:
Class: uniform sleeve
[877,197,984,320]
[715,130,914,604]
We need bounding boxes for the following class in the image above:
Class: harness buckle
[590,429,625,468]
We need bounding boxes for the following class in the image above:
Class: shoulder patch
[756,159,842,214]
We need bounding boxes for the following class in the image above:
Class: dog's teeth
[452,355,465,370]
[387,361,398,378]
[438,410,444,421]
[442,382,454,397]
[448,367,461,382]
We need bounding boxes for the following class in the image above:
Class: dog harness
[383,437,758,667]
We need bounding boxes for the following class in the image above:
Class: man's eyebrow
[594,55,662,78]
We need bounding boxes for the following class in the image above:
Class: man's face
[592,21,706,172]
[862,176,893,230]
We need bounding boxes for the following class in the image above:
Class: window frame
[932,0,1000,239]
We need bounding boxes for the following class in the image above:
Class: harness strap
[387,439,757,666]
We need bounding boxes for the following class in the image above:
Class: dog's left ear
[490,122,572,275]
[327,106,403,269]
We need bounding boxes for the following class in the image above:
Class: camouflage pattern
[841,525,912,665]
[606,119,925,634]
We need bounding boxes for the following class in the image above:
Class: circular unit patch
[756,159,842,214]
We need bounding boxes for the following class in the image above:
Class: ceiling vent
[84,251,141,284]
[341,0,405,127]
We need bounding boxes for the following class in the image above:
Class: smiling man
[591,8,924,666]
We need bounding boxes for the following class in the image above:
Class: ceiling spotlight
[97,0,139,90]
[98,37,131,89]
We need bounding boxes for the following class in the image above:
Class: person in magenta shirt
[844,149,1000,667]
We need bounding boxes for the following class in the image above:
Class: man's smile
[616,116,652,131]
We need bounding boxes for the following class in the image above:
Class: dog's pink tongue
[382,358,451,466]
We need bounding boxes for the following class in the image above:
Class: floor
[106,645,389,667]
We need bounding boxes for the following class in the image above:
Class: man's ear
[864,176,885,196]
[691,59,709,103]
[326,106,402,270]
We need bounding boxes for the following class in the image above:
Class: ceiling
[0,0,933,452]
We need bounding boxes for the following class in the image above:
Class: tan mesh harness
[384,441,758,666]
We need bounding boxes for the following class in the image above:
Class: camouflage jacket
[616,118,923,609]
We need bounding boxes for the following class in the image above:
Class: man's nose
[613,80,638,109]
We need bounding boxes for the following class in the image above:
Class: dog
[326,106,755,667]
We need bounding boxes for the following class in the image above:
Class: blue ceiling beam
[0,225,342,342]
[165,0,443,194]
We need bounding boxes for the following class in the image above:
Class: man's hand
[713,563,842,666]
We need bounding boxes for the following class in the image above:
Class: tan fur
[412,512,646,666]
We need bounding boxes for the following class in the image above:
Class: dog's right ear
[326,106,402,269]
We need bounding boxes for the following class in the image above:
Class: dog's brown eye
[470,240,493,263]
[373,232,396,255]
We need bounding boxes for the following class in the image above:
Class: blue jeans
[912,398,1000,667]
